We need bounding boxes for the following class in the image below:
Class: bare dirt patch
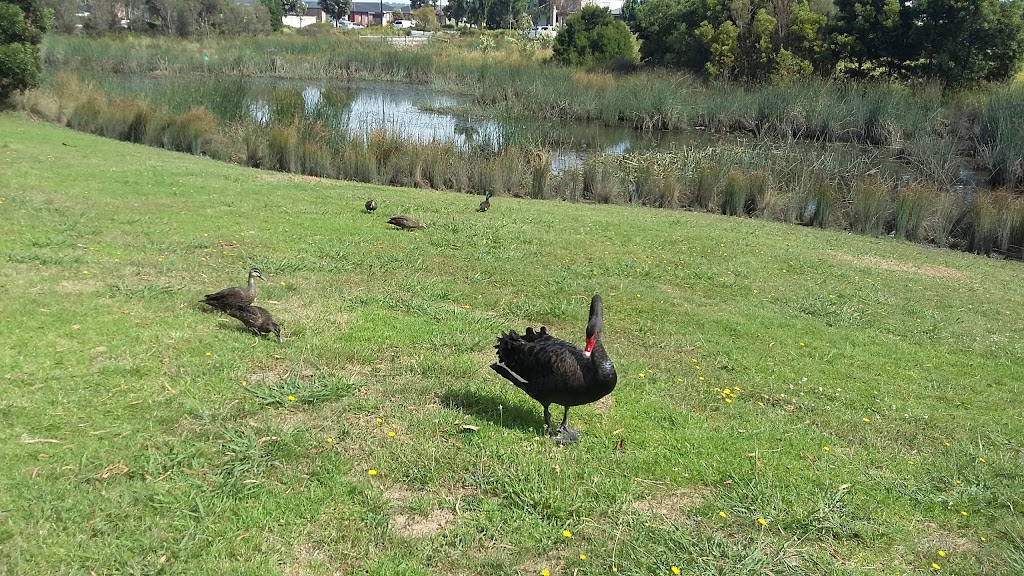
[917,522,978,554]
[631,485,714,518]
[593,395,614,414]
[831,252,967,280]
[389,509,455,538]
[283,542,329,576]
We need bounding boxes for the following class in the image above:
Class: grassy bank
[2,113,1023,574]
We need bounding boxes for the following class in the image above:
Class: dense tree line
[443,0,529,30]
[38,0,289,36]
[624,0,1024,86]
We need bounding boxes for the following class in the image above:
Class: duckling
[365,199,378,212]
[225,304,283,343]
[200,268,266,312]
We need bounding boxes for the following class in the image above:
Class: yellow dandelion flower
[326,437,333,443]
[671,567,680,575]
[961,511,968,516]
[287,395,295,402]
[82,270,90,275]
[388,431,396,438]
[376,417,383,424]
[978,457,986,463]
[938,550,946,558]
[205,352,211,357]
[944,441,951,447]
[931,563,941,570]
[980,536,987,542]
[639,373,645,378]
[541,570,550,576]
[691,358,697,363]
[718,511,727,518]
[758,518,767,526]
[579,554,587,560]
[280,282,286,286]
[563,530,573,538]
[241,380,247,387]
[698,376,705,381]
[908,460,915,464]
[723,388,731,395]
[757,402,764,406]
[724,398,733,404]
[613,567,618,573]
[462,304,471,309]
[368,469,377,476]
[799,342,805,347]
[862,418,871,423]
[823,446,830,452]
[733,386,741,391]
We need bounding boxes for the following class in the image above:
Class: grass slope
[1,113,1022,575]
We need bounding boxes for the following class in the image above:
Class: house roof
[350,2,410,12]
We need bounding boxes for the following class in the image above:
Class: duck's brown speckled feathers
[491,294,616,443]
[387,215,426,230]
[225,304,282,342]
[200,268,266,312]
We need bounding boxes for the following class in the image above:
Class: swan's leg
[554,407,580,444]
[543,405,554,435]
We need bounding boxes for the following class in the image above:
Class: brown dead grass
[631,485,714,518]
[831,252,967,280]
[389,509,456,538]
[917,522,978,554]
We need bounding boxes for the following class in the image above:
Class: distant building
[349,2,411,26]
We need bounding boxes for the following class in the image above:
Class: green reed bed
[39,35,1024,191]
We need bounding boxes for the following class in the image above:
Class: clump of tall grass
[928,191,970,249]
[969,193,1000,256]
[894,183,932,242]
[849,177,890,236]
[529,150,551,199]
[721,170,748,216]
[971,85,1024,189]
[582,158,623,204]
[998,194,1024,259]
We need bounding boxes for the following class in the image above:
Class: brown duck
[225,304,283,342]
[200,268,266,312]
[388,215,426,230]
[491,294,617,444]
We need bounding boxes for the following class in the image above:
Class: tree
[412,5,437,30]
[41,0,79,32]
[260,0,283,30]
[84,0,122,34]
[485,0,526,29]
[909,0,1024,86]
[830,0,906,77]
[0,0,49,103]
[443,0,468,24]
[320,0,351,24]
[553,5,636,67]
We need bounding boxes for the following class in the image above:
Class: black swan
[478,192,493,212]
[388,215,427,230]
[491,294,616,444]
[365,199,378,212]
[200,268,266,312]
[225,304,283,343]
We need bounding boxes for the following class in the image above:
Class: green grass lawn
[1,112,1022,575]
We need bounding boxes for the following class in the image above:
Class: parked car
[527,25,557,39]
[392,19,416,29]
[337,19,364,30]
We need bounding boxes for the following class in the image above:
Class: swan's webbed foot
[551,425,580,445]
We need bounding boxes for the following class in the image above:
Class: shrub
[0,0,48,103]
[553,6,637,69]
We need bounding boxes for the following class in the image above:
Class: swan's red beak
[584,335,595,358]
